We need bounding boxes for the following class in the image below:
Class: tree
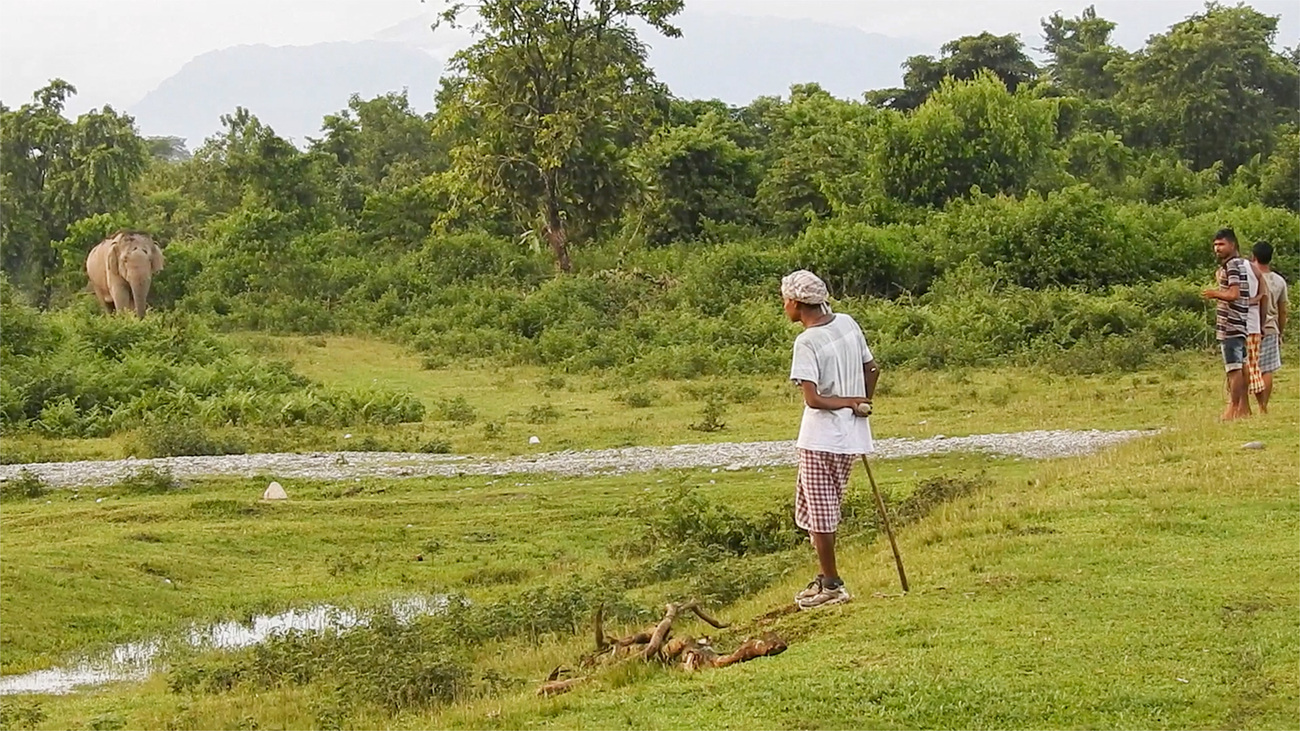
[1258,128,1299,212]
[190,107,320,216]
[1119,3,1298,172]
[1041,5,1128,98]
[876,72,1058,208]
[756,85,883,232]
[0,80,148,306]
[632,112,761,244]
[312,91,443,188]
[433,0,683,272]
[868,33,1039,111]
[145,136,191,162]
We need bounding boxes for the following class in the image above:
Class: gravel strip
[0,429,1156,489]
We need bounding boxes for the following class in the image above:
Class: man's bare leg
[1228,370,1250,419]
[1258,372,1272,413]
[811,532,838,581]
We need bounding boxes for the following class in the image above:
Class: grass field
[2,335,1221,463]
[0,338,1296,730]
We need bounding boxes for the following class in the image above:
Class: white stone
[529,436,541,445]
[262,481,288,500]
[1242,441,1265,450]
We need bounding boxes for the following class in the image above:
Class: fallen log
[536,676,587,696]
[544,600,786,694]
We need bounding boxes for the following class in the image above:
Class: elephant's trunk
[131,276,150,318]
[124,255,153,318]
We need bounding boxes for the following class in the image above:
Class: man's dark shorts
[1220,336,1246,372]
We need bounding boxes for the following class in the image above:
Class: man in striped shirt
[1202,228,1251,420]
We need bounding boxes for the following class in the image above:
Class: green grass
[1,343,1296,730]
[3,334,1228,463]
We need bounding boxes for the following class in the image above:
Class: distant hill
[129,41,443,149]
[128,11,929,147]
[642,12,929,104]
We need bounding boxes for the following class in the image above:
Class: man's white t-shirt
[1263,271,1287,335]
[789,313,874,455]
[1244,264,1262,335]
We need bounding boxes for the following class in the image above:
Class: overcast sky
[2,0,1295,116]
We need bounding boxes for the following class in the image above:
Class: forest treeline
[1,1,1297,437]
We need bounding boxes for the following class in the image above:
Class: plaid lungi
[1260,333,1282,374]
[1246,334,1265,394]
[795,448,856,534]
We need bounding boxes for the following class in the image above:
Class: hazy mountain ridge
[129,11,930,147]
[129,41,443,148]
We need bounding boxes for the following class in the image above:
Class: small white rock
[96,498,104,503]
[262,481,288,500]
[344,433,353,439]
[1242,441,1265,450]
[529,436,541,445]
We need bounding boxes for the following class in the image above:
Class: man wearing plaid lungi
[781,270,879,609]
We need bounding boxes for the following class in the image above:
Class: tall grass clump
[0,280,424,440]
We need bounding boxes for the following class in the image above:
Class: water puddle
[0,595,449,696]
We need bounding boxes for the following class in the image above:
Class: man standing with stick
[781,270,890,609]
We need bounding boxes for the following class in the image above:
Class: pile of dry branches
[537,601,788,696]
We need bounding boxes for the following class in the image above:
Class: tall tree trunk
[542,172,572,273]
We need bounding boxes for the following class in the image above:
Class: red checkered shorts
[1246,334,1265,394]
[795,449,856,534]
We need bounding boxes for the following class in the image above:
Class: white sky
[1,0,1295,115]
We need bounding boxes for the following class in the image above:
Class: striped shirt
[1215,257,1249,341]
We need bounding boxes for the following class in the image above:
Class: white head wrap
[781,270,831,313]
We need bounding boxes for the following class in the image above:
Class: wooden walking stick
[860,454,909,593]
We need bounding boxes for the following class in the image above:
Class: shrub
[616,387,659,408]
[0,469,48,501]
[792,222,923,297]
[135,419,246,457]
[688,398,727,432]
[417,438,452,454]
[435,397,477,424]
[524,404,560,424]
[115,466,182,495]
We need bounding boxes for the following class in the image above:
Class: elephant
[86,231,165,318]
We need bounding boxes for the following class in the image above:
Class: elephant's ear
[149,242,165,273]
[106,236,123,277]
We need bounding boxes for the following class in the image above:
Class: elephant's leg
[108,277,133,315]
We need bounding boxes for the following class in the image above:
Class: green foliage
[1119,3,1298,172]
[792,222,921,297]
[169,612,469,712]
[114,466,181,495]
[435,397,478,424]
[624,484,799,557]
[0,697,45,731]
[688,398,727,432]
[0,469,48,502]
[1041,6,1128,99]
[632,114,761,244]
[2,1,1296,402]
[878,73,1058,208]
[1,81,150,307]
[0,292,423,437]
[434,0,686,270]
[870,32,1040,111]
[135,418,246,458]
[1258,130,1299,212]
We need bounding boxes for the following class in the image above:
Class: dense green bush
[0,281,424,436]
